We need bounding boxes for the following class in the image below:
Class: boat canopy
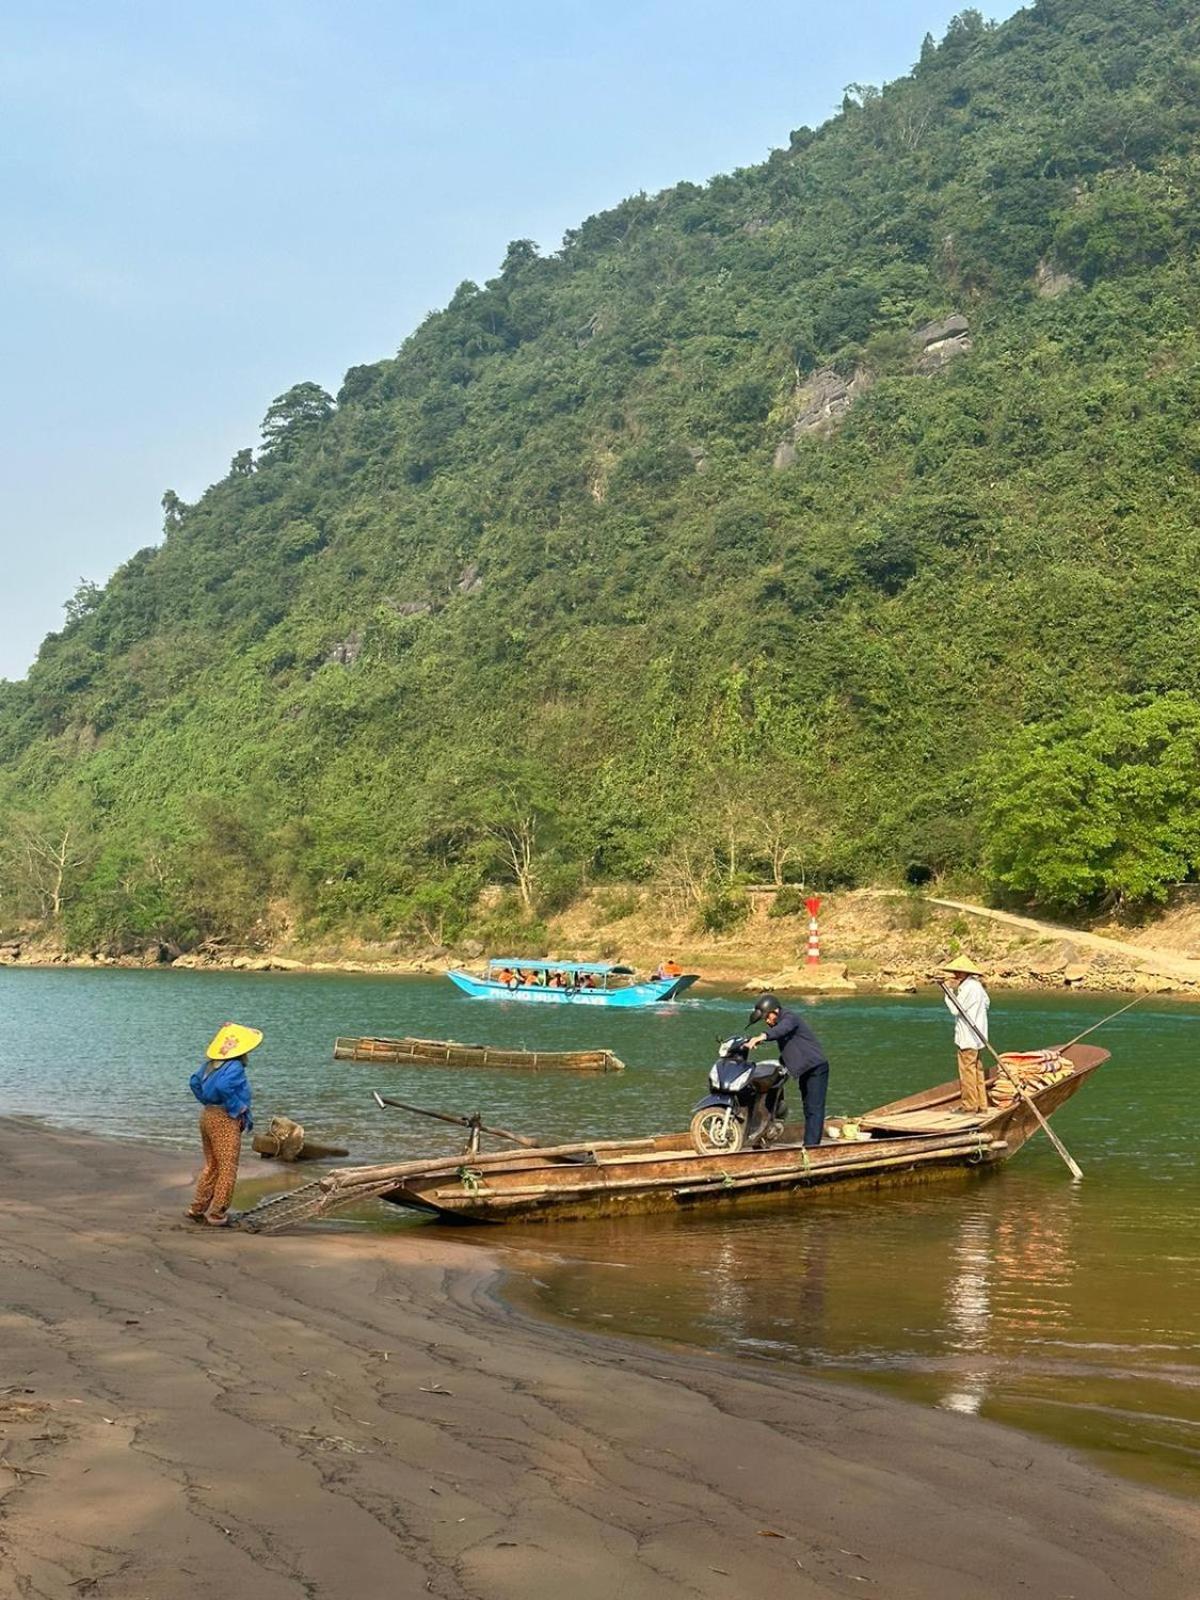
[486,958,635,976]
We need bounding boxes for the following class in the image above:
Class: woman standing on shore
[187,1023,261,1227]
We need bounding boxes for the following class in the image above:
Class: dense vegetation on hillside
[3,0,1200,952]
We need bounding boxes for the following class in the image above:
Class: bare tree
[482,792,540,912]
[2,814,93,923]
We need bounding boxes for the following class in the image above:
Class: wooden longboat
[332,1035,626,1073]
[244,1044,1108,1233]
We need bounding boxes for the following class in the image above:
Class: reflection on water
[1,967,1197,1495]
[501,1161,1200,1498]
[943,1209,993,1415]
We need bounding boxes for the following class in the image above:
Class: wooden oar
[371,1090,538,1148]
[939,981,1083,1180]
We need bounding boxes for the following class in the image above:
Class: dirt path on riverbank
[929,895,1200,982]
[0,1121,1196,1600]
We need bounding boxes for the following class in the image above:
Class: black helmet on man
[748,992,782,1026]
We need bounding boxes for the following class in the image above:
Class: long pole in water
[939,981,1084,1181]
[1057,993,1147,1051]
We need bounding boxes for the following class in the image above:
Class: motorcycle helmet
[747,992,781,1025]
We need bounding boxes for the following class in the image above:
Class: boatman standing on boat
[940,957,990,1113]
[746,993,830,1147]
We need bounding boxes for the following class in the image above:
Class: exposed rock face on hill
[774,312,972,463]
[1035,259,1079,297]
[773,367,874,465]
[912,313,971,370]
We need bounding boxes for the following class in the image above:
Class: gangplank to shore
[241,1043,1108,1233]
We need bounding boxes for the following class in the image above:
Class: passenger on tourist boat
[745,992,830,1148]
[940,957,990,1112]
[653,956,683,978]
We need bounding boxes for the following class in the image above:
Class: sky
[0,0,1022,680]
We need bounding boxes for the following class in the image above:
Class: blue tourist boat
[446,958,698,1007]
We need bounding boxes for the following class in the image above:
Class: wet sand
[1,1118,1196,1600]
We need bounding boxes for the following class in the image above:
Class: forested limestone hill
[3,0,1200,955]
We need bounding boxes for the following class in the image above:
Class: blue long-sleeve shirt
[189,1057,253,1129]
[764,1009,829,1079]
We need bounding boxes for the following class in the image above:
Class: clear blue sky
[0,0,1021,680]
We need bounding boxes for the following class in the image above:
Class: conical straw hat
[206,1022,264,1060]
[941,956,983,976]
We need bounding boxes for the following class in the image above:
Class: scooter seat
[749,1060,783,1083]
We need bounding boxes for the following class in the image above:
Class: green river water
[1,966,1196,1496]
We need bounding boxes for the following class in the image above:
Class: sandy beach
[1,1118,1196,1600]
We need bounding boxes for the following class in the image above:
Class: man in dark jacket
[746,993,829,1147]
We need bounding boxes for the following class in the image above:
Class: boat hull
[380,1131,1010,1223]
[446,970,696,1007]
[241,1045,1107,1235]
[376,1044,1107,1224]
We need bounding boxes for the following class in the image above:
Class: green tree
[260,382,335,456]
[983,696,1200,911]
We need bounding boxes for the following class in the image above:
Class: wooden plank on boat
[859,1107,994,1135]
[324,1136,663,1190]
[332,1035,626,1072]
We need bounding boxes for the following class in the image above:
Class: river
[0,966,1195,1496]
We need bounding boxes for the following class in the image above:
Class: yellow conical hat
[205,1022,264,1060]
[941,956,983,976]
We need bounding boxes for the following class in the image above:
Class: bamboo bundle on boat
[988,1050,1073,1106]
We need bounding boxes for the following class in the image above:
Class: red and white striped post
[805,896,822,965]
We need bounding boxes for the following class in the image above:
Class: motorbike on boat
[689,1034,788,1155]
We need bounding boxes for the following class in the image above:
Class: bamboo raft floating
[242,1043,1107,1232]
[332,1035,626,1073]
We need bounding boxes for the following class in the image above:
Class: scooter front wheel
[690,1107,745,1155]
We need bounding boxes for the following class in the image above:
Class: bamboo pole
[324,1135,665,1191]
[1057,994,1146,1050]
